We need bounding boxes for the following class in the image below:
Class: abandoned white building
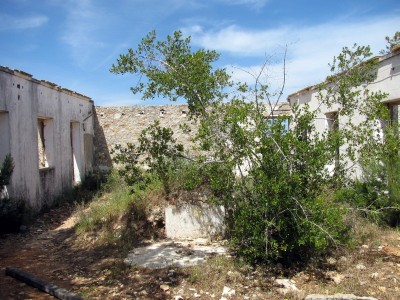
[0,66,94,211]
[287,48,400,175]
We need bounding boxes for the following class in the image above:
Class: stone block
[165,203,225,239]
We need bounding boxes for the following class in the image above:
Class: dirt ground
[1,203,400,300]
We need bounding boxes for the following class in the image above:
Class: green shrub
[0,198,27,233]
[0,154,14,189]
[75,170,164,247]
[109,31,393,266]
[111,120,184,196]
[334,157,400,226]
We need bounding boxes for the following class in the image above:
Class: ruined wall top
[0,66,92,102]
[93,102,291,170]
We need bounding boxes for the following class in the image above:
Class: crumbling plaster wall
[0,67,94,210]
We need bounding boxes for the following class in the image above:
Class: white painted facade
[287,50,400,176]
[0,67,94,211]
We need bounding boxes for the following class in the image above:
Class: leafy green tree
[110,30,230,116]
[111,31,393,264]
[112,120,184,195]
[317,44,388,169]
[380,31,400,55]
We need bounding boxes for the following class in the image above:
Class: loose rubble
[124,239,227,269]
[305,294,378,300]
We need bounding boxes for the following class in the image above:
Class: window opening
[70,121,82,185]
[37,118,54,169]
[38,120,48,168]
[325,112,339,165]
[0,112,10,163]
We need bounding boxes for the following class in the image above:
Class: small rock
[370,272,379,279]
[139,290,148,295]
[305,294,377,300]
[194,292,201,298]
[174,296,184,300]
[326,257,337,265]
[221,286,235,297]
[326,271,345,284]
[356,263,366,270]
[361,244,369,249]
[275,278,299,295]
[160,284,170,291]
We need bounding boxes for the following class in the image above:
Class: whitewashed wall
[287,51,400,177]
[0,67,94,211]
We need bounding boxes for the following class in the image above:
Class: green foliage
[172,159,235,200]
[110,30,231,116]
[318,44,388,165]
[75,170,163,247]
[380,31,400,55]
[0,154,14,190]
[0,197,26,233]
[211,102,348,264]
[111,30,395,265]
[0,154,20,233]
[345,131,400,226]
[111,120,184,195]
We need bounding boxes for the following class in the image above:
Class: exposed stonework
[94,105,197,170]
[93,102,291,170]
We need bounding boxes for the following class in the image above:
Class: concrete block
[165,203,225,239]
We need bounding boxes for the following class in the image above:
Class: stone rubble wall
[93,105,198,170]
[93,102,292,170]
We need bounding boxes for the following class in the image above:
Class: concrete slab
[165,204,225,239]
[124,239,227,269]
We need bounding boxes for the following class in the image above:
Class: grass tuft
[74,170,165,249]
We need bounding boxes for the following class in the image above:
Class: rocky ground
[1,203,400,300]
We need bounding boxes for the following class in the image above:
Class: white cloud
[0,14,48,31]
[185,15,400,100]
[186,25,290,56]
[60,0,105,67]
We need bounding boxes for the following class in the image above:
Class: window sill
[39,166,54,172]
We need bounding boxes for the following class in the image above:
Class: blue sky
[1,0,399,106]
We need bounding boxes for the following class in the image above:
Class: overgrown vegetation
[75,170,165,249]
[380,31,400,54]
[111,120,184,196]
[0,154,14,191]
[107,30,400,265]
[0,154,24,233]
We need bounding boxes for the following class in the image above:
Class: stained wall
[0,67,94,210]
